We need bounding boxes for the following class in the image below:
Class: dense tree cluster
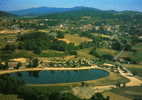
[17,32,77,55]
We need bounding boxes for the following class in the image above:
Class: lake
[9,69,108,84]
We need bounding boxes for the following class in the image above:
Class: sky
[0,0,142,12]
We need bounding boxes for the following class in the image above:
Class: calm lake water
[10,69,108,84]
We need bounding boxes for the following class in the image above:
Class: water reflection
[9,69,108,84]
[28,71,40,78]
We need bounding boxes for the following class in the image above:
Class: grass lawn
[97,48,118,57]
[133,43,142,51]
[27,85,70,94]
[123,64,142,77]
[119,51,133,58]
[85,71,129,86]
[0,41,6,49]
[0,94,22,100]
[110,86,142,99]
[77,47,94,58]
[93,34,111,39]
[63,34,93,45]
[103,92,132,100]
[39,50,68,57]
[13,50,36,58]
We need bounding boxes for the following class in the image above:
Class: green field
[103,92,131,100]
[124,64,142,77]
[110,86,142,99]
[0,94,21,100]
[63,34,93,45]
[85,71,129,86]
[77,47,94,58]
[39,50,68,57]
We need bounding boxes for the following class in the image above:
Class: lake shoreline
[0,66,98,75]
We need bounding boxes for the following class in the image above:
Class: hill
[0,11,14,17]
[44,8,142,19]
[41,8,142,26]
[9,6,142,19]
[10,6,100,16]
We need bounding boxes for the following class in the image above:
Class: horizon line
[1,6,142,13]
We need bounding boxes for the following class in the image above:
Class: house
[8,61,19,70]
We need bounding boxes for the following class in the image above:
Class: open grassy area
[63,34,93,45]
[110,86,142,99]
[0,41,6,48]
[103,92,132,100]
[133,43,142,51]
[85,71,129,86]
[124,64,142,69]
[39,50,68,57]
[0,94,21,100]
[93,33,111,39]
[119,51,133,58]
[77,47,94,58]
[124,64,142,77]
[13,50,36,58]
[28,85,70,93]
[97,48,118,57]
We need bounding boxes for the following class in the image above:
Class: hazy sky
[0,0,142,12]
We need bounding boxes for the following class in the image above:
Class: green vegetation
[13,50,36,58]
[0,7,142,100]
[85,71,129,86]
[111,86,142,100]
[39,50,67,57]
[0,75,109,100]
[124,64,142,77]
[103,92,131,100]
[0,94,21,100]
[17,31,78,55]
[63,34,92,45]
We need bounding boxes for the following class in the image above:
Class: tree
[102,54,113,61]
[57,31,64,38]
[33,47,42,54]
[0,75,25,94]
[91,93,109,100]
[16,62,22,69]
[115,81,121,88]
[4,44,16,52]
[90,48,102,58]
[49,92,81,100]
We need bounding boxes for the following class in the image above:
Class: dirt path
[119,69,142,86]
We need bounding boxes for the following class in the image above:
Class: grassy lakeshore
[26,67,128,87]
[0,66,96,75]
[0,66,129,87]
[27,71,128,87]
[123,64,142,77]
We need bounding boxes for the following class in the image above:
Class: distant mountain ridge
[0,11,15,17]
[9,6,101,16]
[9,6,142,16]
